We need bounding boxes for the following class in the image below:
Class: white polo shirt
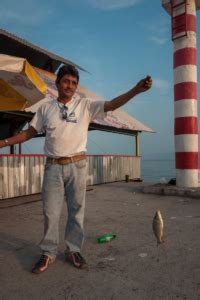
[30,96,106,157]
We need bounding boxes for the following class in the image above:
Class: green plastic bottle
[97,233,116,243]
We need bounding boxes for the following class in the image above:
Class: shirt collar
[56,94,79,108]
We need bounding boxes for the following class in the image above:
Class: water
[141,159,176,183]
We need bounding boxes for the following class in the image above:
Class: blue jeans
[40,159,87,259]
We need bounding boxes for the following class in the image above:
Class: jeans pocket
[44,163,52,171]
[74,159,87,169]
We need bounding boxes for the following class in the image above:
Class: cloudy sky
[0,0,200,157]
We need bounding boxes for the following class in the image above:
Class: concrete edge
[142,184,200,199]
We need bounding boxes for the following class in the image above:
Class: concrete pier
[1,182,200,299]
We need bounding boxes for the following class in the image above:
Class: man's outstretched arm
[0,126,37,149]
[104,75,152,112]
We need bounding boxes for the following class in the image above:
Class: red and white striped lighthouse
[162,0,200,187]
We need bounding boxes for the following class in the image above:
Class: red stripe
[174,48,196,68]
[0,154,140,158]
[175,117,198,135]
[87,154,140,157]
[172,14,196,36]
[0,154,46,157]
[174,82,197,101]
[185,14,196,31]
[176,152,198,169]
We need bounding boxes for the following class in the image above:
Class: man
[0,65,152,273]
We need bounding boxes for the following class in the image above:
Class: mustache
[64,88,73,92]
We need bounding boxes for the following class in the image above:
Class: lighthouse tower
[162,0,200,187]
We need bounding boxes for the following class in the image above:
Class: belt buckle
[57,157,63,164]
[59,157,71,165]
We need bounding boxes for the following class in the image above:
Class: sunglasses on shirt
[61,106,68,120]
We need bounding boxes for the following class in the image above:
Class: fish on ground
[152,209,164,245]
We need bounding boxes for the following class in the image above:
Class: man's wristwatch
[4,139,9,146]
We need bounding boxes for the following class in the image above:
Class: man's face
[56,74,78,99]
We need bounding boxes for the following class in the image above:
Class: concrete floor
[0,182,200,300]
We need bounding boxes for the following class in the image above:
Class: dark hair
[56,64,79,84]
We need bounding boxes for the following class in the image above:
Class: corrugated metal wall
[0,155,140,199]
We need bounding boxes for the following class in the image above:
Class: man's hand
[134,75,152,94]
[104,75,153,112]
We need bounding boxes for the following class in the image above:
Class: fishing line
[23,143,33,154]
[88,136,108,154]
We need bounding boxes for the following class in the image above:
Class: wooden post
[19,143,22,154]
[135,134,140,156]
[10,145,15,154]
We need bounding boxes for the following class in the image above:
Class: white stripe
[173,32,187,40]
[174,32,196,52]
[187,7,196,15]
[174,65,197,84]
[174,99,197,118]
[172,0,186,6]
[176,169,199,187]
[187,0,196,15]
[175,134,198,152]
[172,4,185,17]
[172,0,196,16]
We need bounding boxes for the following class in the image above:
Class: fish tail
[157,239,164,246]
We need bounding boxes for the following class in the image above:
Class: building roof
[0,28,87,73]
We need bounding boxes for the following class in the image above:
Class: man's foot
[66,252,88,269]
[32,255,55,274]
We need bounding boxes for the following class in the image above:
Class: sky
[0,0,200,158]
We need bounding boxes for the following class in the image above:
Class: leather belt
[46,154,86,165]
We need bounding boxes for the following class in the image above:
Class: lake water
[141,159,176,183]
